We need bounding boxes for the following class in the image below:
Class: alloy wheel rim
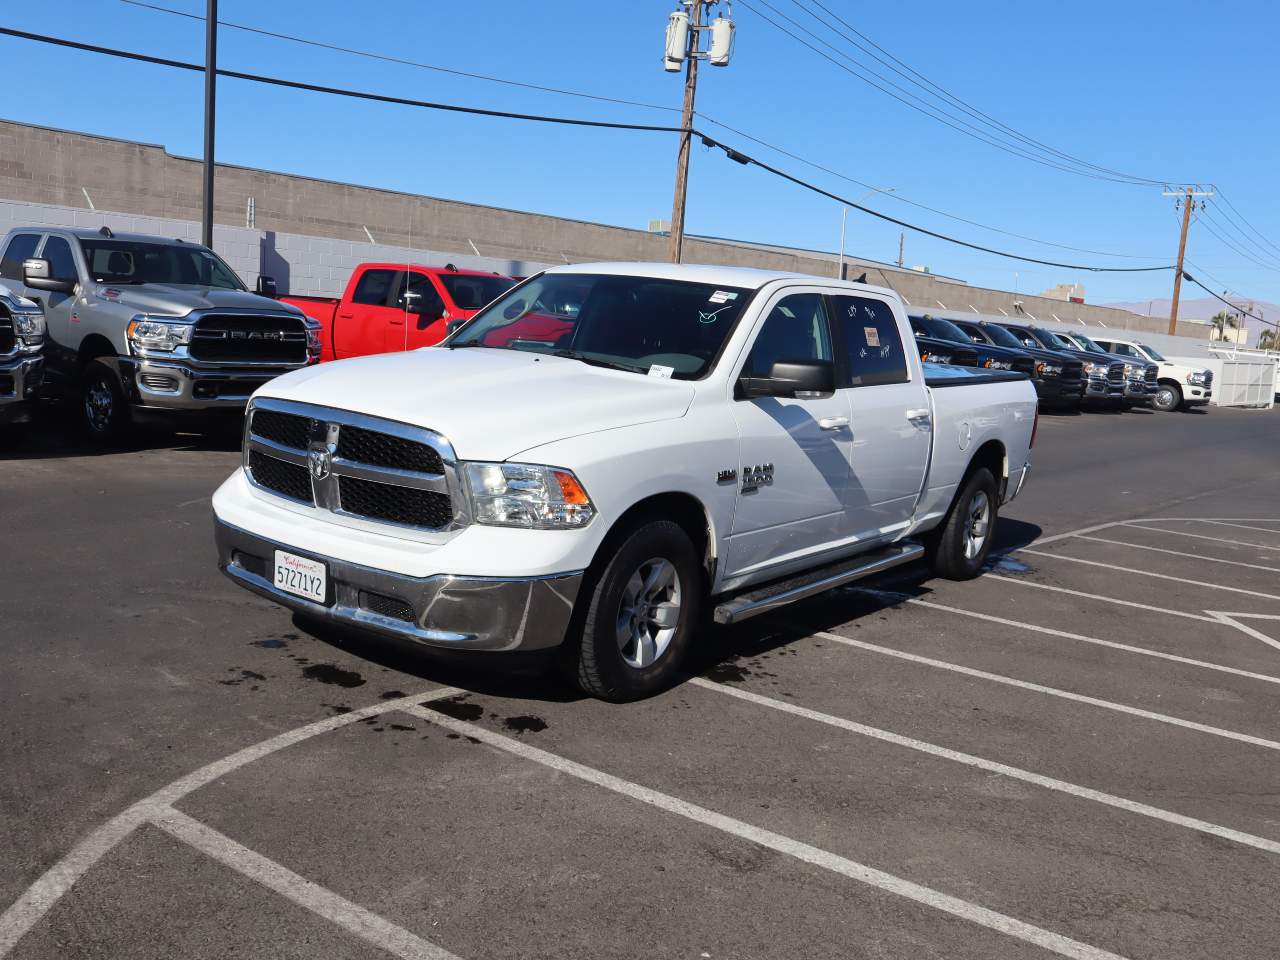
[963,490,990,560]
[85,378,113,432]
[1157,387,1175,408]
[616,556,681,669]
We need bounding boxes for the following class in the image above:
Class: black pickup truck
[953,319,1084,410]
[910,314,1034,377]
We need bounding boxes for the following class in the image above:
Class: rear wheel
[574,519,702,702]
[1152,382,1182,412]
[82,359,133,445]
[927,467,998,580]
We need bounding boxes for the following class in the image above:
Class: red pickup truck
[281,262,516,362]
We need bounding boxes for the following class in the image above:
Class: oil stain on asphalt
[301,663,366,688]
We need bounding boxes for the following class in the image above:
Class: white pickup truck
[1092,337,1213,411]
[214,264,1037,700]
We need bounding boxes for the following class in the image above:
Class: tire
[1152,382,1182,412]
[927,467,998,580]
[82,359,133,445]
[574,519,703,702]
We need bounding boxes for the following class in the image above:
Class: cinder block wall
[0,119,1179,332]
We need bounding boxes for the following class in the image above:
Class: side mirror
[445,317,468,336]
[740,359,836,399]
[256,275,278,298]
[23,258,75,294]
[403,290,443,320]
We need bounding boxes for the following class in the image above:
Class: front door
[32,235,81,355]
[829,293,931,539]
[725,291,853,581]
[397,272,449,350]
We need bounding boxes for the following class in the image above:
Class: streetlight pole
[201,0,217,249]
[837,187,894,279]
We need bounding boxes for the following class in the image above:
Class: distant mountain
[1103,296,1279,346]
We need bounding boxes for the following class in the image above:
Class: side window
[0,233,41,281]
[1007,328,1037,349]
[958,325,984,343]
[742,293,832,380]
[831,295,909,387]
[398,272,445,317]
[908,317,928,339]
[41,236,78,282]
[1111,343,1136,357]
[351,269,397,306]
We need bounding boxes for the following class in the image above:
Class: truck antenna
[98,225,114,238]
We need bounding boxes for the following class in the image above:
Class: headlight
[1123,363,1135,376]
[464,462,595,529]
[11,310,45,352]
[1187,370,1206,384]
[127,315,193,352]
[1082,361,1097,375]
[982,359,1013,370]
[304,320,322,360]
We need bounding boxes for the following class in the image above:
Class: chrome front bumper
[0,353,44,423]
[1084,377,1124,399]
[215,517,584,652]
[122,356,308,411]
[1124,379,1159,401]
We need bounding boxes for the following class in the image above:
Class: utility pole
[1163,183,1214,336]
[897,232,904,269]
[201,0,217,249]
[667,0,703,264]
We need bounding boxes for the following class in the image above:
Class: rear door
[334,267,400,359]
[829,293,931,540]
[725,289,854,580]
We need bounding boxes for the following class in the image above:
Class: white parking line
[1016,549,1280,601]
[1189,519,1280,535]
[1208,613,1280,654]
[154,808,459,960]
[982,574,1219,622]
[1121,522,1280,552]
[812,627,1280,752]
[862,593,1280,687]
[690,677,1280,855]
[1072,535,1280,574]
[0,687,461,958]
[401,704,1130,960]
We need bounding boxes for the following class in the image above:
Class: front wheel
[82,359,134,446]
[1152,382,1182,412]
[574,519,702,702]
[927,467,998,580]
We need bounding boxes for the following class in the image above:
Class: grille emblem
[308,446,333,480]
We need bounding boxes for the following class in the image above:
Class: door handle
[818,416,850,430]
[337,312,353,319]
[905,408,932,426]
[389,316,405,326]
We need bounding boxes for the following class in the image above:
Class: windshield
[916,315,972,344]
[448,273,753,378]
[80,238,244,289]
[1070,333,1109,354]
[1139,343,1166,361]
[977,323,1026,349]
[1035,329,1075,350]
[437,273,516,312]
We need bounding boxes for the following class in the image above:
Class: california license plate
[273,550,327,604]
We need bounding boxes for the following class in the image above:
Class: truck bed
[280,296,340,362]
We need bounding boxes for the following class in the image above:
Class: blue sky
[2,0,1278,308]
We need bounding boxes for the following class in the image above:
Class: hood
[95,283,301,318]
[257,346,697,460]
[1009,343,1079,365]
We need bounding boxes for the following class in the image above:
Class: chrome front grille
[1144,365,1158,383]
[1107,362,1125,384]
[1203,370,1214,387]
[244,399,462,534]
[0,313,14,355]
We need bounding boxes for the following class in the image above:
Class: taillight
[1030,404,1040,448]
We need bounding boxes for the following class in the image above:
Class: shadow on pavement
[0,401,242,461]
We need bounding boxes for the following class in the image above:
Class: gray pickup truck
[0,280,46,443]
[0,226,319,443]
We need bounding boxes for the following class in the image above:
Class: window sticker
[864,326,881,347]
[648,364,674,379]
[708,290,739,304]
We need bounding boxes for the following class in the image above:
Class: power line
[1181,272,1272,326]
[736,0,1155,185]
[786,0,1170,187]
[1203,190,1280,266]
[0,26,1182,274]
[697,133,1174,272]
[696,113,1168,260]
[1213,188,1280,260]
[118,0,679,115]
[0,26,687,134]
[1197,206,1280,273]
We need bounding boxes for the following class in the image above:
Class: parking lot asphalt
[2,400,1280,960]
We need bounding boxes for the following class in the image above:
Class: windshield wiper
[446,340,489,350]
[551,350,647,374]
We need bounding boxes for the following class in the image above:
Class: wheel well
[594,492,714,583]
[966,439,1007,498]
[78,335,117,366]
[1157,377,1182,389]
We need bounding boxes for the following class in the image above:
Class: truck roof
[544,261,900,300]
[8,226,206,246]
[359,262,513,279]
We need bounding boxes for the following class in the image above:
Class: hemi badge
[716,469,737,484]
